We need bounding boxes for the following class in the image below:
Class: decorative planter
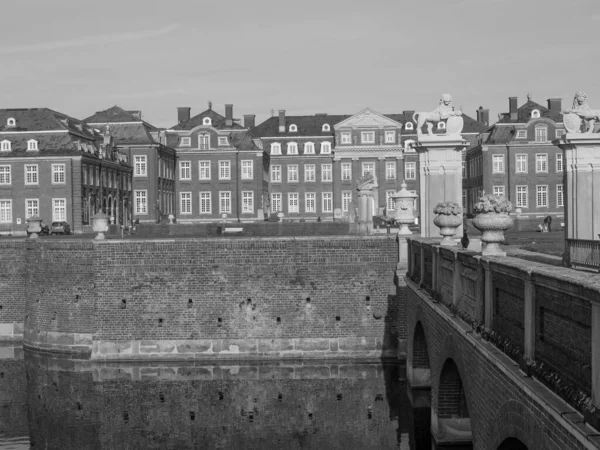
[92,212,110,240]
[26,215,42,239]
[168,214,175,224]
[433,214,462,246]
[472,213,513,256]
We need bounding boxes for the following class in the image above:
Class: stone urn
[472,213,513,256]
[26,215,43,239]
[168,214,175,224]
[92,212,110,240]
[391,180,418,235]
[433,201,462,246]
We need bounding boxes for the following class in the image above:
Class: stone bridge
[404,237,600,450]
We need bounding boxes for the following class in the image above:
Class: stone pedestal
[556,134,600,241]
[414,136,467,238]
[357,188,373,235]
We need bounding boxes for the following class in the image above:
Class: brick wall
[493,272,525,354]
[0,242,27,325]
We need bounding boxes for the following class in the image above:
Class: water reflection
[0,347,442,449]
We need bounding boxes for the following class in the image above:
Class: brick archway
[489,400,545,450]
[408,321,431,388]
[497,437,528,450]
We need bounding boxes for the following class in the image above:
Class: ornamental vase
[433,214,462,246]
[472,212,514,256]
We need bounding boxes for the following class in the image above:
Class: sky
[1,0,599,128]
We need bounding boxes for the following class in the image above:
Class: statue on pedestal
[562,91,600,134]
[413,93,464,136]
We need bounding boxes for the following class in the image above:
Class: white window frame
[219,191,231,214]
[218,136,228,146]
[516,154,527,173]
[342,191,352,212]
[556,153,563,172]
[0,200,12,223]
[321,164,332,182]
[536,154,548,173]
[219,160,231,180]
[51,164,66,184]
[0,140,11,151]
[0,165,11,185]
[179,161,191,180]
[52,198,67,222]
[25,164,38,185]
[199,161,211,180]
[134,190,148,214]
[288,193,299,213]
[535,127,548,143]
[362,162,375,177]
[271,143,282,155]
[25,198,39,219]
[361,131,375,144]
[493,185,505,197]
[516,185,528,208]
[271,193,282,213]
[531,109,540,118]
[242,191,254,213]
[341,132,351,144]
[557,184,564,207]
[341,163,352,181]
[322,124,330,132]
[6,118,15,127]
[180,137,191,147]
[304,142,315,154]
[492,155,505,174]
[241,160,253,180]
[202,117,212,126]
[536,185,548,207]
[134,155,147,177]
[385,162,396,180]
[198,134,210,150]
[289,124,297,132]
[199,192,212,214]
[405,122,413,130]
[27,139,38,151]
[555,129,565,139]
[287,142,298,155]
[180,192,192,215]
[386,191,396,211]
[304,164,315,182]
[320,142,331,154]
[405,162,416,180]
[271,165,281,183]
[322,192,333,213]
[384,131,395,144]
[437,122,446,130]
[287,164,299,183]
[305,192,316,213]
[516,130,527,139]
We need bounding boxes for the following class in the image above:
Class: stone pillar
[420,245,425,286]
[593,302,600,408]
[413,136,467,238]
[398,236,409,270]
[407,239,413,277]
[358,189,370,234]
[483,261,494,329]
[432,246,439,294]
[557,134,600,241]
[453,253,463,307]
[523,274,536,360]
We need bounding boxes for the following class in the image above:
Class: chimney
[509,97,518,120]
[547,98,562,114]
[244,114,256,129]
[476,106,490,126]
[177,107,191,125]
[278,110,286,133]
[225,104,233,127]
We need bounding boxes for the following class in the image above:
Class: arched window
[320,142,331,154]
[405,122,414,130]
[304,142,315,154]
[27,139,38,151]
[202,117,212,126]
[289,124,297,132]
[531,109,540,118]
[270,143,282,155]
[322,124,330,132]
[287,142,298,154]
[437,122,446,130]
[0,140,11,151]
[6,118,15,127]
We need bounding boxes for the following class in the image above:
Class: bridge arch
[497,437,528,450]
[408,320,431,388]
[489,400,545,450]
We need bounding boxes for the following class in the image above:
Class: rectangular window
[0,200,11,223]
[288,193,299,213]
[535,128,548,143]
[180,137,191,147]
[26,198,39,219]
[199,134,209,150]
[219,191,231,214]
[516,130,527,139]
[493,185,505,197]
[287,143,298,155]
[288,164,299,182]
[516,154,527,173]
[134,155,147,176]
[219,161,231,180]
[384,131,395,144]
[492,155,504,173]
[270,143,281,155]
[516,186,528,208]
[386,191,395,211]
[362,163,375,177]
[199,161,211,180]
[342,191,352,212]
[321,164,332,182]
[218,136,228,146]
[0,166,10,185]
[361,131,375,144]
[242,191,254,213]
[322,192,333,213]
[180,161,191,180]
[304,164,315,182]
[305,193,316,213]
[341,163,352,181]
[304,143,315,154]
[405,162,416,180]
[341,132,351,144]
[557,184,564,207]
[52,164,65,184]
[536,185,548,207]
[556,153,563,172]
[386,162,396,180]
[135,190,147,214]
[200,192,211,214]
[241,160,253,180]
[180,192,192,214]
[555,129,565,139]
[271,165,281,183]
[462,190,467,208]
[25,165,38,185]
[536,154,548,173]
[52,199,66,222]
[271,193,282,213]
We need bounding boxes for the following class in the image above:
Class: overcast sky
[1,0,598,128]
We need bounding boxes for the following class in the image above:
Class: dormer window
[531,109,540,118]
[322,124,330,132]
[202,117,212,126]
[180,137,191,147]
[218,136,228,146]
[516,130,527,139]
[271,143,282,155]
[6,118,15,127]
[27,139,38,151]
[0,140,11,151]
[289,124,297,132]
[384,131,395,143]
[287,142,298,155]
[320,142,331,154]
[405,122,414,130]
[304,142,315,154]
[535,126,548,142]
[437,122,446,130]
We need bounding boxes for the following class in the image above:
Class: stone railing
[406,236,600,425]
[566,238,600,272]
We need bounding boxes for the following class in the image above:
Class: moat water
[0,345,469,450]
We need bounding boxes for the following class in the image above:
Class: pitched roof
[95,123,158,146]
[230,130,260,151]
[497,100,563,124]
[0,108,97,138]
[170,108,245,131]
[252,114,349,137]
[0,133,91,158]
[84,105,144,123]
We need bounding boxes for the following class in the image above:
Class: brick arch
[497,437,528,450]
[438,358,469,419]
[489,400,545,450]
[412,321,430,369]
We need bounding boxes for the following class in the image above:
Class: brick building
[84,106,177,224]
[465,95,565,228]
[166,103,268,223]
[0,108,132,234]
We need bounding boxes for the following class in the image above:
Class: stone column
[453,252,462,307]
[557,134,600,241]
[358,189,370,234]
[432,246,439,294]
[413,136,467,238]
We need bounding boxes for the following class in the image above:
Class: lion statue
[562,91,600,133]
[412,93,462,135]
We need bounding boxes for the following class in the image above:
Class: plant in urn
[472,194,513,256]
[433,201,462,245]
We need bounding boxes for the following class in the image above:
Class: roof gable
[84,105,143,123]
[497,100,563,124]
[171,108,245,131]
[334,108,402,128]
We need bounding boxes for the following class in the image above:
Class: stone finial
[208,101,212,110]
[527,92,532,101]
